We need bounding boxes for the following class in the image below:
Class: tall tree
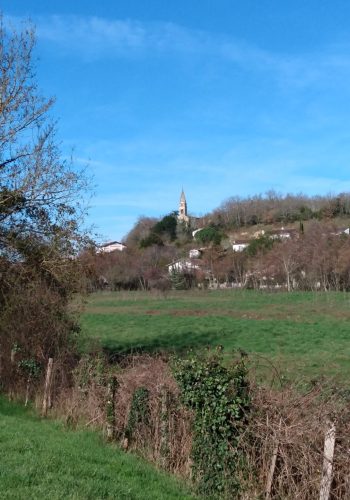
[0,17,89,283]
[0,17,90,390]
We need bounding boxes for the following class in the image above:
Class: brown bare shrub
[55,354,193,477]
[239,384,350,499]
[114,355,192,475]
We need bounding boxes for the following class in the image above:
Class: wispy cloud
[6,14,209,58]
[5,13,272,62]
[6,13,350,89]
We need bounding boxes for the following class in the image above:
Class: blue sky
[3,1,350,241]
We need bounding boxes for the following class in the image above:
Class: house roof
[100,241,126,247]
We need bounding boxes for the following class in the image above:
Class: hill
[84,191,350,292]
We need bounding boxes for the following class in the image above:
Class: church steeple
[178,189,189,223]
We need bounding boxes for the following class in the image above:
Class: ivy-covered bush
[195,226,224,246]
[125,387,150,441]
[73,353,107,391]
[173,350,250,498]
[246,234,275,257]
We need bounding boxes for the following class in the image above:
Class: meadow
[0,397,194,500]
[81,289,350,383]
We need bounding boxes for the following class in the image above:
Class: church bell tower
[178,189,189,224]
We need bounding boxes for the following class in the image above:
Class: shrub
[126,387,150,441]
[246,234,275,257]
[153,213,178,241]
[0,268,81,395]
[173,350,250,497]
[195,227,223,246]
[139,233,164,248]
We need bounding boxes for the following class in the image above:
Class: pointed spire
[178,188,188,223]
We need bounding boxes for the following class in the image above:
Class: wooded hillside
[87,191,350,292]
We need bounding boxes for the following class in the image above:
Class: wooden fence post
[25,375,31,407]
[10,348,16,364]
[265,438,279,499]
[265,418,281,499]
[160,387,169,468]
[106,376,117,440]
[42,358,54,416]
[319,421,336,500]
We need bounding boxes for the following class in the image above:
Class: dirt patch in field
[86,305,318,323]
[324,310,350,320]
[85,306,146,315]
[168,309,279,320]
[170,309,208,317]
[168,308,319,322]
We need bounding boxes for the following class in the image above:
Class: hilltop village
[93,190,350,291]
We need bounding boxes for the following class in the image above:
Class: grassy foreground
[0,397,194,500]
[81,290,350,383]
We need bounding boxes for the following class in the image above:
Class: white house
[269,228,298,240]
[232,241,249,252]
[189,249,201,258]
[97,241,126,253]
[168,259,201,274]
[270,232,291,240]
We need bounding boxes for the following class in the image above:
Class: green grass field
[81,290,350,383]
[0,397,194,499]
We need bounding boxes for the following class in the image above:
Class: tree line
[89,218,350,293]
[210,190,350,228]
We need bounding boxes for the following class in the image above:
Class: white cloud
[6,13,350,89]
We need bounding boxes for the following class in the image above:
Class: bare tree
[0,17,89,265]
[268,240,300,291]
[0,17,90,393]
